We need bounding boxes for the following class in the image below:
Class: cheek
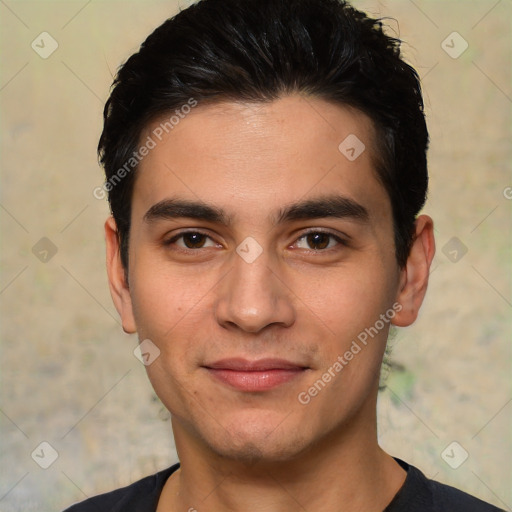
[129,253,216,338]
[295,270,395,409]
[293,263,398,402]
[295,265,395,340]
[129,266,208,413]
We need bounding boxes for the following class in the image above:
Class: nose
[214,246,296,334]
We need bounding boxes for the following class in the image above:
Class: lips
[203,358,308,392]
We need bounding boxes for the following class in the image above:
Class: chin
[198,411,314,464]
[209,434,309,464]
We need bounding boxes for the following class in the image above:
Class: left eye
[294,232,341,251]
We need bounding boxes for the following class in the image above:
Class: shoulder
[428,477,505,511]
[62,463,180,512]
[389,458,506,512]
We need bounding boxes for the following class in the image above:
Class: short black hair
[98,0,429,271]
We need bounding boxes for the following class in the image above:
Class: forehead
[132,95,390,225]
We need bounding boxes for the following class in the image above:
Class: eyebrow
[275,195,369,224]
[143,194,369,226]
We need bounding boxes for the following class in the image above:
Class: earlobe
[391,215,436,327]
[105,217,137,334]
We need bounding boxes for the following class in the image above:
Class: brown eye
[306,233,330,250]
[294,231,346,251]
[165,231,217,250]
[182,232,207,248]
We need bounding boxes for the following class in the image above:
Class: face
[106,95,434,464]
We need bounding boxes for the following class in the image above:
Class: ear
[391,215,436,327]
[105,216,137,334]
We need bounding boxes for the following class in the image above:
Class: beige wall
[1,1,510,510]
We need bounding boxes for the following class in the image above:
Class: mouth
[202,358,309,392]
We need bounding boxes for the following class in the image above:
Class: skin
[105,95,435,511]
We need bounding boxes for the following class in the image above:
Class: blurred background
[0,0,510,510]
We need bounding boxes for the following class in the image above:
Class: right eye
[164,231,218,250]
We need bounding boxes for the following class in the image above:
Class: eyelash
[163,229,349,253]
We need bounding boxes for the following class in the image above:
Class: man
[65,0,504,510]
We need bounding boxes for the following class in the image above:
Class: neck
[158,399,406,512]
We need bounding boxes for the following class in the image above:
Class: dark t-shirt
[63,458,505,511]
